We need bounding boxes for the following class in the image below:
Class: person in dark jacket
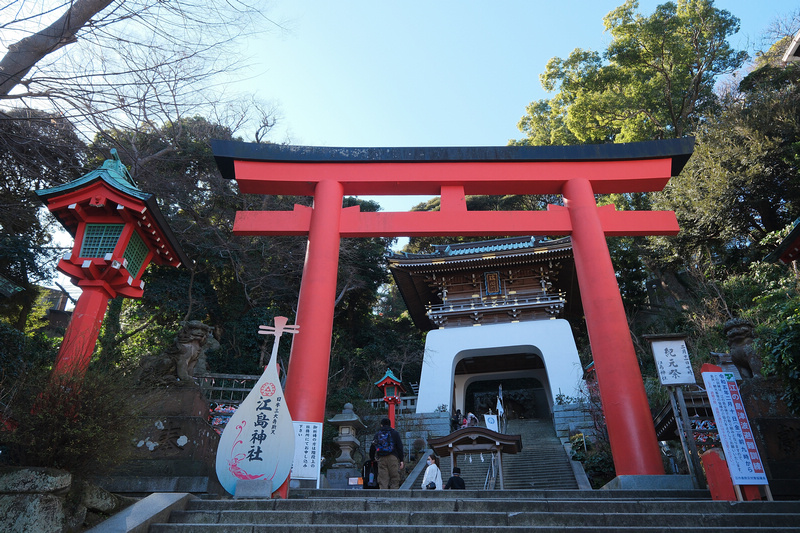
[369,418,405,489]
[444,466,466,490]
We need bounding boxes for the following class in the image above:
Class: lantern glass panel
[124,230,148,276]
[80,224,124,257]
[386,385,395,397]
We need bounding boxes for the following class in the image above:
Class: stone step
[288,488,711,499]
[185,497,800,514]
[162,509,800,528]
[150,488,800,532]
[150,526,800,533]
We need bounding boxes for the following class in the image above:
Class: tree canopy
[514,0,748,145]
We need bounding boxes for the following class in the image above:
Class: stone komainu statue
[724,318,762,379]
[136,320,219,385]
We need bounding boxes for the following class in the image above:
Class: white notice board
[292,421,323,481]
[702,371,768,485]
[651,339,695,386]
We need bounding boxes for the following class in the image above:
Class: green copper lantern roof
[374,368,402,386]
[35,149,148,202]
[35,149,191,268]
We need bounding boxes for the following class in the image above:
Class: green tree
[0,108,85,329]
[87,117,399,379]
[514,0,747,145]
[655,63,800,266]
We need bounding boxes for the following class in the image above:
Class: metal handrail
[483,453,498,490]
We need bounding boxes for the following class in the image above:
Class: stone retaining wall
[553,402,594,443]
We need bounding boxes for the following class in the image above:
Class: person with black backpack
[369,418,405,489]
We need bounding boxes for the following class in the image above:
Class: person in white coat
[421,454,443,490]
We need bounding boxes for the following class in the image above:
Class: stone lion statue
[136,320,219,385]
[724,318,761,379]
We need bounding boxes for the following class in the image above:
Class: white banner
[292,421,323,481]
[702,371,768,485]
[652,339,695,386]
[484,414,499,432]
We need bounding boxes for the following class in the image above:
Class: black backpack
[374,428,395,456]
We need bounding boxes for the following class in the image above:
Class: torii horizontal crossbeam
[233,203,679,237]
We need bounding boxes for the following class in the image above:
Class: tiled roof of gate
[389,236,570,260]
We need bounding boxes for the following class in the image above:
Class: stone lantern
[326,402,367,489]
[374,368,406,429]
[36,150,189,378]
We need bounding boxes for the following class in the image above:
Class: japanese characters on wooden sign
[651,338,695,386]
[484,271,501,296]
[215,317,297,496]
[702,370,768,485]
[292,421,323,481]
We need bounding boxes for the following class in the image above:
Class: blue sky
[243,1,798,212]
[251,0,797,149]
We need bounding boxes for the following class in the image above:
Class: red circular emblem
[260,382,276,397]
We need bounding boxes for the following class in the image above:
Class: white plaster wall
[415,319,584,414]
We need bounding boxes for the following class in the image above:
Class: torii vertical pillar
[283,180,344,422]
[213,138,695,478]
[563,178,663,474]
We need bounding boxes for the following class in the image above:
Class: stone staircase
[149,490,800,531]
[411,418,579,490]
[502,418,578,490]
[140,417,800,531]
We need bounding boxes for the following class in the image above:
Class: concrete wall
[416,320,584,414]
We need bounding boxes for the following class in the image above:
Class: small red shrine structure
[212,138,694,477]
[36,150,189,378]
[374,368,406,428]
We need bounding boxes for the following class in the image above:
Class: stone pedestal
[739,378,800,499]
[95,386,221,495]
[326,466,362,490]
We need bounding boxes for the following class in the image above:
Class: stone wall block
[0,466,71,494]
[0,493,64,533]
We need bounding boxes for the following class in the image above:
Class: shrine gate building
[389,236,584,420]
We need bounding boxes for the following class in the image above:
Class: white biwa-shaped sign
[215,317,299,495]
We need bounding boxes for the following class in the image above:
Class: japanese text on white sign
[652,339,695,386]
[702,371,768,485]
[292,421,323,481]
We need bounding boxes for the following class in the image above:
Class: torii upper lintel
[212,137,695,480]
[214,138,693,197]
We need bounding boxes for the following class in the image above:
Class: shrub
[2,369,143,476]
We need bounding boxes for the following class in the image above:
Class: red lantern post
[36,150,189,379]
[375,369,406,428]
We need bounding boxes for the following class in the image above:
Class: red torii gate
[212,138,694,477]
